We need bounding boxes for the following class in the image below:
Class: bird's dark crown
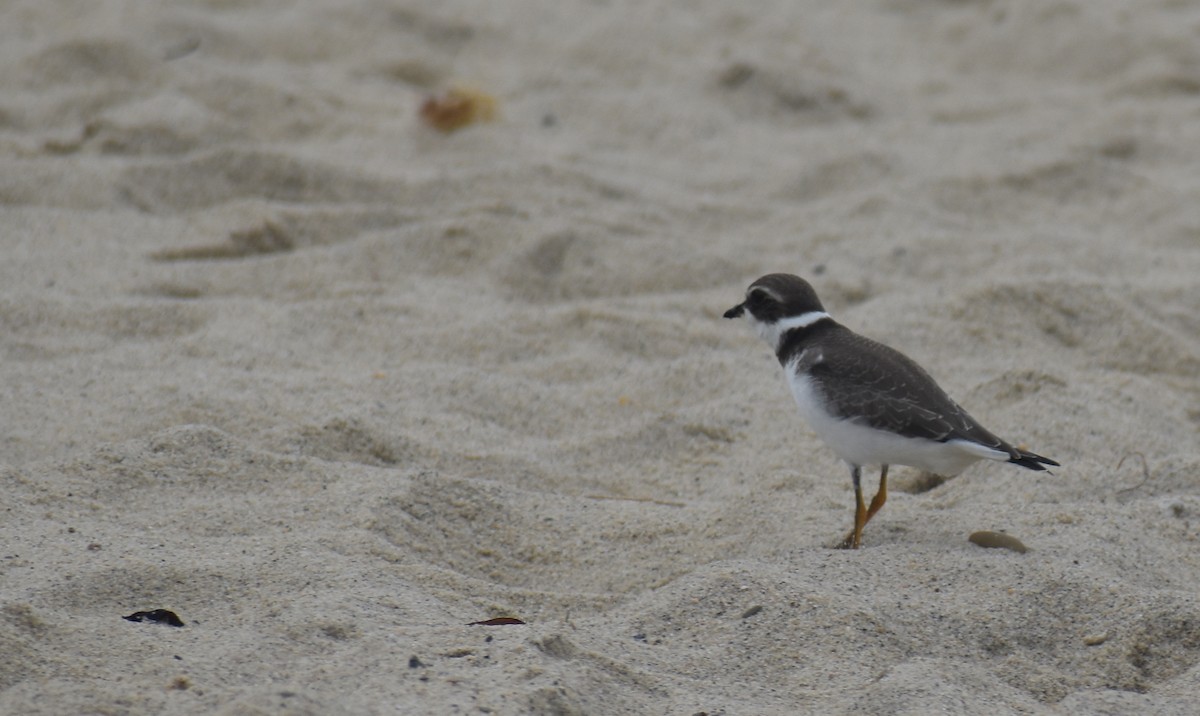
[724,273,825,323]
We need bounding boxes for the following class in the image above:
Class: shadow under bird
[724,273,1058,548]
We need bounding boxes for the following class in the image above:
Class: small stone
[968,531,1028,554]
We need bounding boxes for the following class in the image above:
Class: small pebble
[968,531,1028,554]
[1083,633,1108,646]
[123,609,185,627]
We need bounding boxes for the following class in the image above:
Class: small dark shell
[123,609,185,627]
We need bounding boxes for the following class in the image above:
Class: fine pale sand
[3,1,1200,714]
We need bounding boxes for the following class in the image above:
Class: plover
[724,273,1058,548]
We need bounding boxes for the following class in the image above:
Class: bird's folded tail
[1008,449,1059,472]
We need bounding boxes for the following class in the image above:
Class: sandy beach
[2,1,1200,713]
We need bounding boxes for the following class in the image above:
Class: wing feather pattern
[809,329,1018,455]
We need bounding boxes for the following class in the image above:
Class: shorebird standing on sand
[724,273,1058,548]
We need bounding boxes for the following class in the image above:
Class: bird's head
[725,273,829,351]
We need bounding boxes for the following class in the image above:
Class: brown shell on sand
[420,87,497,133]
[968,531,1028,554]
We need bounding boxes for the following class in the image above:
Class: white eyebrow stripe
[775,311,832,332]
[748,285,782,303]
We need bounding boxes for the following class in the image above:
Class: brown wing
[808,329,1015,454]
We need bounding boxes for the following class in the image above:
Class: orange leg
[864,464,889,524]
[838,465,866,549]
[838,465,888,549]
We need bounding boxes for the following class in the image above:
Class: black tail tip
[1010,451,1059,471]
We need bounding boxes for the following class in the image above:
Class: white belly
[785,367,1000,476]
